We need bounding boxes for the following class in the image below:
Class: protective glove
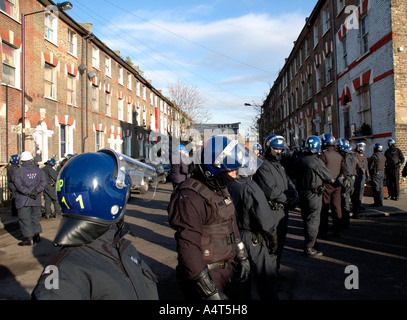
[193,267,228,300]
[234,240,250,283]
[28,191,39,199]
[267,230,278,255]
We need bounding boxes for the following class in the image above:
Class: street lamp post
[21,2,73,151]
[245,102,264,144]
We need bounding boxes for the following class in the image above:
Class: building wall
[0,0,187,165]
[336,0,395,157]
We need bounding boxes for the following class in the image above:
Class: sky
[66,0,318,137]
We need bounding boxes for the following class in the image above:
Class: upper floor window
[44,62,56,99]
[67,29,77,56]
[2,42,18,87]
[92,46,100,69]
[105,56,111,77]
[0,0,18,19]
[118,67,123,85]
[45,12,58,44]
[67,74,75,105]
[127,72,132,90]
[360,15,369,55]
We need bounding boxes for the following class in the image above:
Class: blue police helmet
[305,136,321,154]
[54,149,131,246]
[374,143,383,152]
[338,138,351,152]
[9,154,20,164]
[177,145,186,152]
[321,133,336,146]
[199,135,246,179]
[388,138,396,147]
[47,158,56,166]
[264,134,286,151]
[252,143,263,153]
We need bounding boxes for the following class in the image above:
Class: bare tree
[168,79,212,127]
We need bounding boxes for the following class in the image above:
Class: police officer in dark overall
[294,136,334,257]
[352,142,369,218]
[319,134,348,238]
[253,134,298,271]
[14,151,48,246]
[168,136,250,300]
[32,149,158,300]
[369,143,386,207]
[384,138,405,200]
[227,154,279,300]
[170,145,192,189]
[42,158,61,219]
[7,154,20,216]
[338,139,357,228]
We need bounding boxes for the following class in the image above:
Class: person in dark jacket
[352,141,369,218]
[7,154,20,216]
[337,139,357,228]
[42,158,61,219]
[31,149,158,300]
[294,136,334,257]
[227,163,279,300]
[369,143,386,207]
[319,134,348,238]
[13,151,48,246]
[384,138,405,200]
[168,136,251,300]
[253,134,298,270]
[170,145,192,189]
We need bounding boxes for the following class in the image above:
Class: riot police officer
[7,154,20,216]
[227,153,279,300]
[32,149,158,299]
[352,141,369,217]
[384,138,405,200]
[252,143,263,157]
[369,143,386,207]
[294,136,334,257]
[319,134,348,238]
[42,158,61,219]
[253,134,298,270]
[14,151,48,246]
[338,139,357,228]
[168,136,250,300]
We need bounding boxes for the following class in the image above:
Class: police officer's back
[294,136,334,256]
[227,163,279,300]
[369,143,386,207]
[253,134,298,270]
[41,158,60,219]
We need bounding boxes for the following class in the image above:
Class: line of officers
[167,133,405,301]
[8,134,403,300]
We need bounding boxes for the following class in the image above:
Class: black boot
[18,237,33,246]
[33,233,41,244]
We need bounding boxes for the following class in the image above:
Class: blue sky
[67,0,318,136]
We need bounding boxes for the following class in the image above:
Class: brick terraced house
[0,0,191,168]
[262,0,407,164]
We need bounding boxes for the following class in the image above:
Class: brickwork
[0,0,187,164]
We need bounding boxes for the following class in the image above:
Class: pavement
[1,184,406,301]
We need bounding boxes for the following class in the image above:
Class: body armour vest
[169,178,237,265]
